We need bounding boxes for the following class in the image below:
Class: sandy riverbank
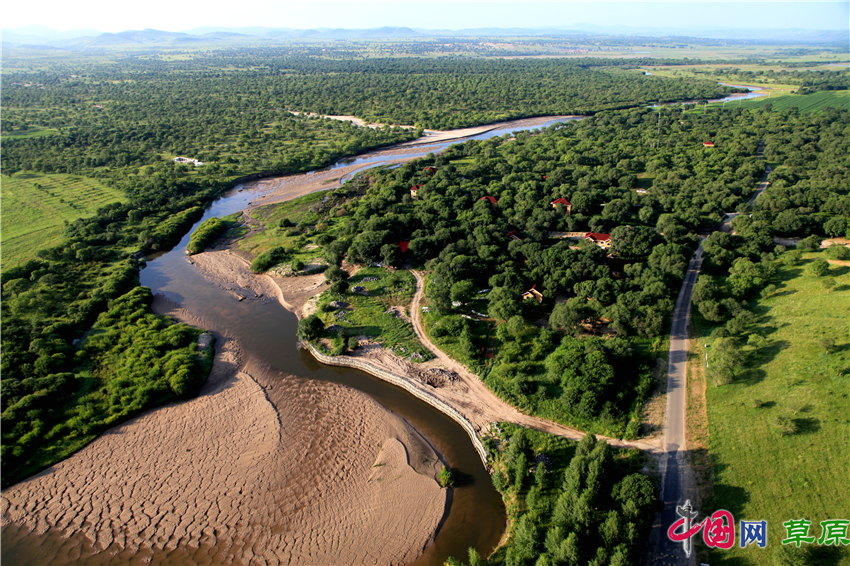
[187,247,659,457]
[1,297,447,566]
[241,115,580,213]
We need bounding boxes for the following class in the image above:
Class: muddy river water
[2,117,582,566]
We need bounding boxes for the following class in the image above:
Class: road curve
[408,270,658,452]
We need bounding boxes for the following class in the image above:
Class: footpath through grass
[1,172,125,267]
[695,252,850,566]
[315,267,433,361]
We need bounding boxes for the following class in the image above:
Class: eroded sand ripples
[2,333,447,566]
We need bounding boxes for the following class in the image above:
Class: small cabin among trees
[585,232,612,249]
[550,197,572,214]
[522,284,543,302]
[479,196,498,209]
[703,141,715,148]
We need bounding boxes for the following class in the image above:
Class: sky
[3,1,848,33]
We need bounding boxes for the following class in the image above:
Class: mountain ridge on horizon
[3,23,847,48]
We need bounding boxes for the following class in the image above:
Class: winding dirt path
[408,271,659,453]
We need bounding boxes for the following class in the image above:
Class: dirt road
[408,271,659,452]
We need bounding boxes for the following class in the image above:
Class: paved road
[652,143,771,565]
[655,243,703,566]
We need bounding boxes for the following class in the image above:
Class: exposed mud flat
[1,300,447,566]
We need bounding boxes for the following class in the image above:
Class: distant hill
[2,24,847,48]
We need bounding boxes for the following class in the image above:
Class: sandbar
[1,298,447,566]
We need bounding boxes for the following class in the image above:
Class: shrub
[805,258,829,277]
[772,415,798,437]
[825,244,850,260]
[186,217,228,255]
[439,466,454,488]
[297,315,324,341]
[250,246,288,273]
[291,259,305,272]
[347,336,359,350]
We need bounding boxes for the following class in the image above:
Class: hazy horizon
[3,1,848,35]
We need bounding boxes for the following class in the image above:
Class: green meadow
[315,267,433,361]
[1,172,125,267]
[715,90,850,113]
[695,252,850,566]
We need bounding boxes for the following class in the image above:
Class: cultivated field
[1,172,125,267]
[694,252,850,566]
[726,90,850,113]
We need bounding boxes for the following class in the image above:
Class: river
[1,116,582,566]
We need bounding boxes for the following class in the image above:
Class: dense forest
[460,427,660,566]
[281,104,847,437]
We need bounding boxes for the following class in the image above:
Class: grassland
[693,252,850,566]
[715,90,850,113]
[1,172,125,267]
[315,267,433,361]
[1,126,61,140]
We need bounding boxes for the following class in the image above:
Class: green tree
[330,280,349,297]
[488,286,520,322]
[380,243,402,266]
[610,225,659,258]
[549,298,591,334]
[450,279,475,305]
[325,265,349,283]
[806,258,829,277]
[297,315,324,341]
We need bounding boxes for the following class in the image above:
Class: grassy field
[693,252,850,566]
[714,90,850,113]
[1,172,125,268]
[1,126,61,140]
[315,267,433,361]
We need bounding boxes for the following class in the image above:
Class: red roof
[424,166,437,173]
[479,196,497,205]
[703,141,715,147]
[399,241,410,253]
[585,232,611,242]
[551,198,571,206]
[506,230,517,237]
[411,184,422,191]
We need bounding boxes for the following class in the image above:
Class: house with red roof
[703,141,715,148]
[410,184,422,198]
[398,241,410,253]
[585,232,612,249]
[522,284,543,303]
[506,230,522,242]
[478,196,497,209]
[550,198,572,214]
[423,166,438,175]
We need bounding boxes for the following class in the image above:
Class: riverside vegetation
[269,102,846,565]
[462,427,660,566]
[1,39,847,563]
[277,104,847,441]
